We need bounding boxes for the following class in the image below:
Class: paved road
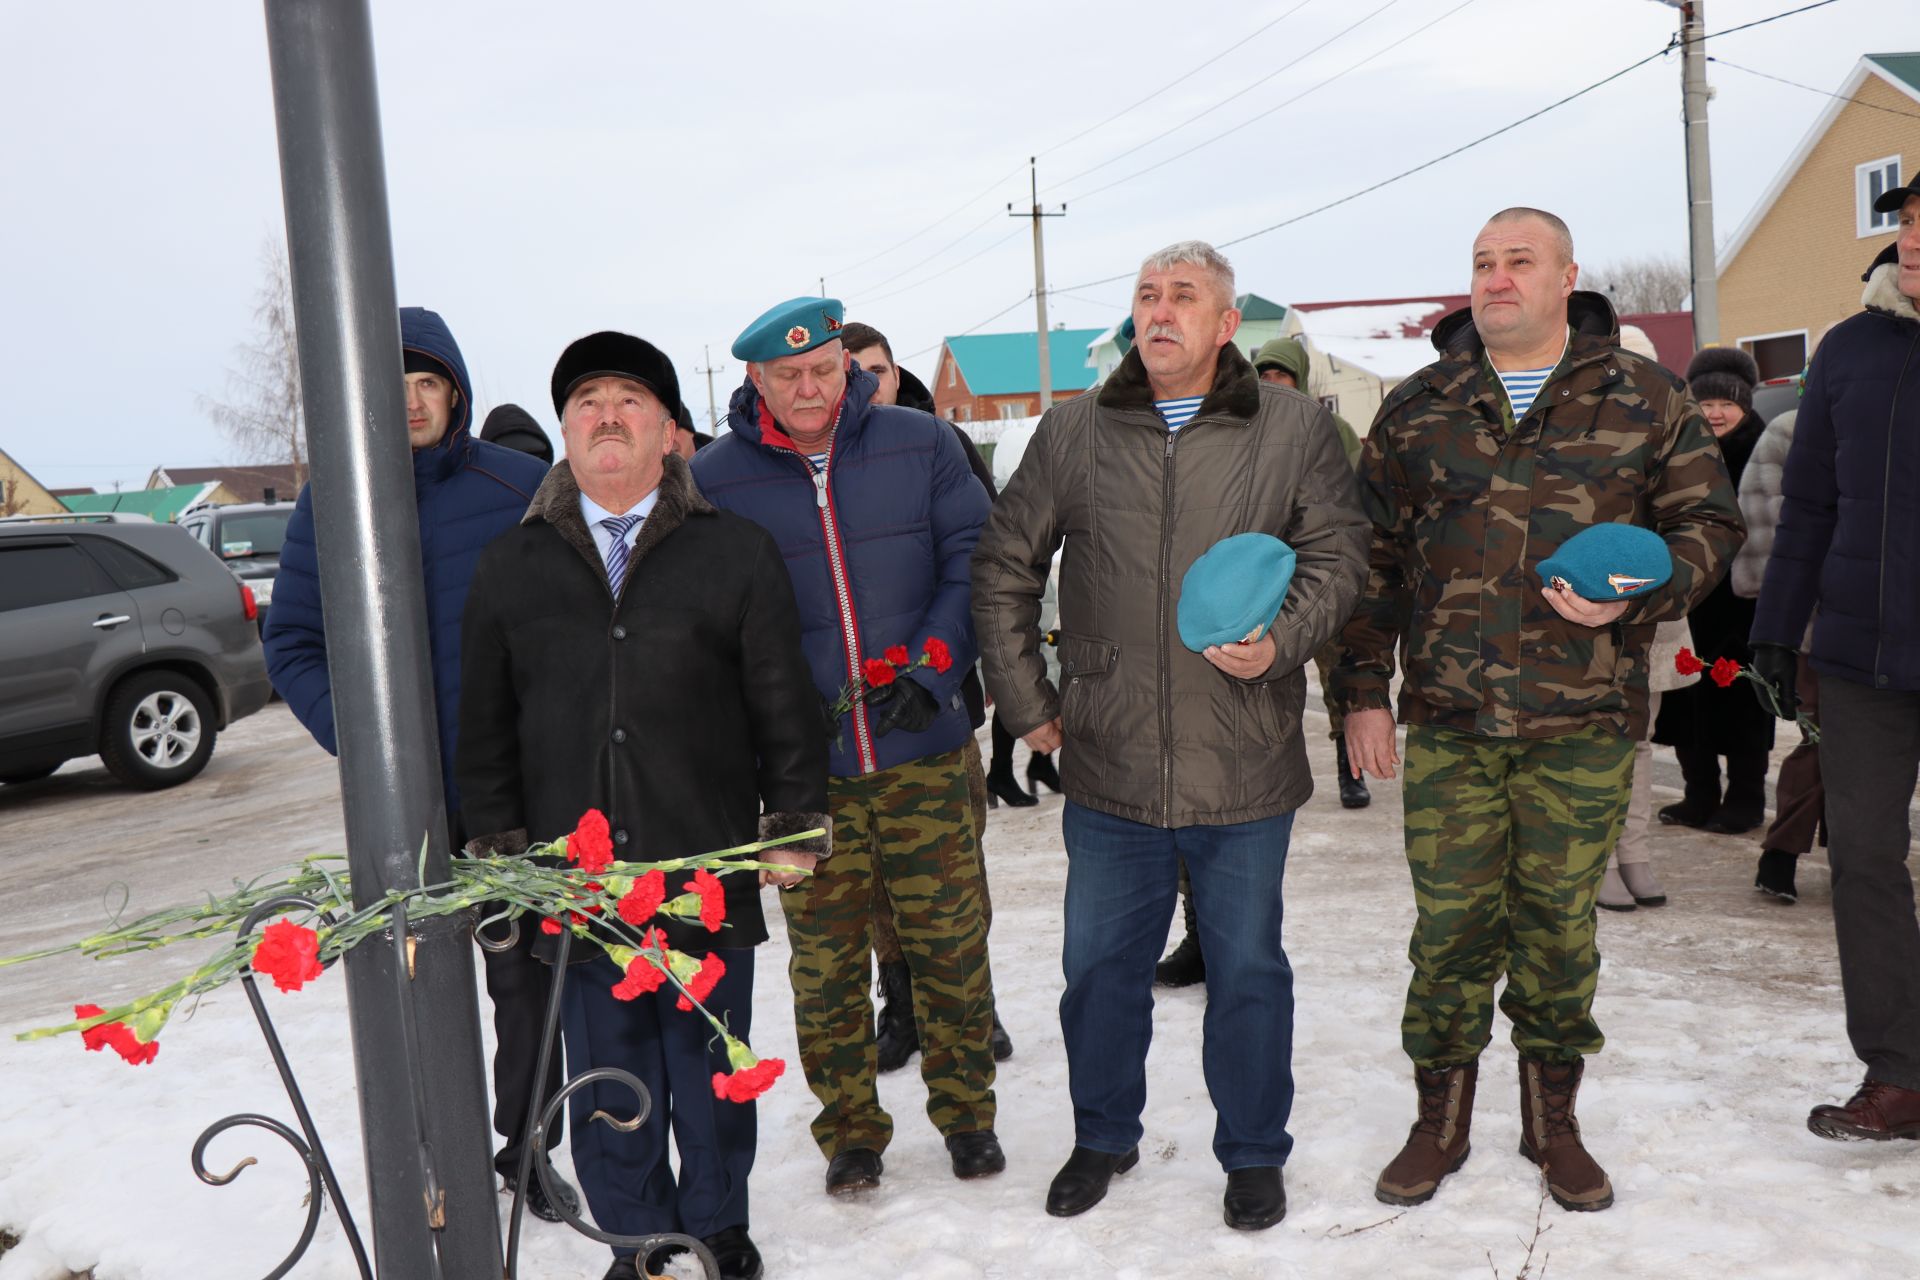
[0,705,344,1028]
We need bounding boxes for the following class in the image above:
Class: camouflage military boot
[1375,1062,1476,1206]
[1518,1058,1613,1212]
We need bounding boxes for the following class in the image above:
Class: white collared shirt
[579,487,661,572]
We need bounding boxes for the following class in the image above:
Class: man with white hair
[974,241,1368,1228]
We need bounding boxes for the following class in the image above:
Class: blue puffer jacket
[1753,247,1920,689]
[263,308,550,815]
[691,368,990,777]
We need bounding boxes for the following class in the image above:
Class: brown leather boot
[1518,1057,1613,1212]
[1808,1079,1920,1141]
[1375,1062,1476,1205]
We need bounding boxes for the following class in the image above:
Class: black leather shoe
[1333,736,1371,809]
[1045,1145,1139,1217]
[825,1147,884,1194]
[946,1130,1008,1179]
[1027,751,1062,794]
[701,1225,764,1280]
[990,1009,1014,1061]
[986,768,1037,808]
[603,1255,642,1280]
[501,1164,580,1224]
[874,960,918,1074]
[1223,1165,1287,1230]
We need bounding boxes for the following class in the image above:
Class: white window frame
[1858,155,1902,238]
[956,403,971,422]
[998,400,1028,419]
[1319,394,1340,415]
[946,358,957,388]
[1737,328,1810,381]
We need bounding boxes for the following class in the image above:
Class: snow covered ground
[1,707,1916,1279]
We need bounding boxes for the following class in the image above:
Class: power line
[1709,55,1920,122]
[1038,0,1322,160]
[854,226,1027,309]
[902,292,1034,362]
[1049,0,1404,194]
[1055,12,1736,294]
[824,161,1026,283]
[848,209,1004,298]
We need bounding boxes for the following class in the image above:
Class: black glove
[867,676,940,737]
[819,693,842,741]
[1748,642,1800,720]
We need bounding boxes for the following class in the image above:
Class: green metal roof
[944,329,1105,396]
[62,484,213,523]
[1236,293,1288,323]
[1867,53,1920,97]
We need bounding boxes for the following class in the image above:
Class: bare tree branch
[1588,254,1692,314]
[199,241,306,484]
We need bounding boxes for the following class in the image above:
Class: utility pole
[261,1,501,1275]
[697,345,726,432]
[1661,0,1719,346]
[1009,157,1066,411]
[819,276,827,299]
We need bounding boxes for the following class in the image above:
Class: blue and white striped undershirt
[806,451,829,472]
[1494,329,1570,420]
[1155,396,1206,433]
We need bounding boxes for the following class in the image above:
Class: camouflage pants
[780,745,997,1157]
[1400,724,1634,1068]
[873,734,992,964]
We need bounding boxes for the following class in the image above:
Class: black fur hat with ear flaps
[1686,346,1760,411]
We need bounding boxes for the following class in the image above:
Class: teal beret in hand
[1177,533,1297,652]
[1537,524,1672,601]
[732,297,847,362]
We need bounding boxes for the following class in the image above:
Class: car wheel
[0,763,60,785]
[98,671,217,790]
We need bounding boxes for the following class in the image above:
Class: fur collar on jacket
[1862,261,1920,324]
[522,452,715,578]
[1097,340,1262,422]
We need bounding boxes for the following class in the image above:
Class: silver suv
[0,515,273,789]
[178,499,296,635]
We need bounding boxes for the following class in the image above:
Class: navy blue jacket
[691,368,990,777]
[1753,250,1920,689]
[263,308,550,815]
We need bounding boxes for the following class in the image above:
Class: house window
[1319,395,1339,415]
[999,400,1027,419]
[956,404,971,422]
[947,360,957,388]
[1738,330,1809,381]
[1858,156,1902,237]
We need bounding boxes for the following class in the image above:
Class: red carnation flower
[1674,647,1705,676]
[712,1056,786,1102]
[676,952,728,1012]
[611,954,668,1001]
[74,1004,159,1067]
[568,809,615,874]
[863,658,897,688]
[539,917,564,935]
[250,919,324,994]
[884,645,910,667]
[1710,656,1742,688]
[618,869,667,925]
[923,636,953,674]
[685,867,727,932]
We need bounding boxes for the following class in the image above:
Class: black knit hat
[1686,347,1759,412]
[550,331,681,419]
[479,403,554,465]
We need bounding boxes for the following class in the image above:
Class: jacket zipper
[1157,427,1179,825]
[1873,331,1919,684]
[768,407,875,773]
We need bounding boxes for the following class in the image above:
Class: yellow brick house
[1718,53,1920,379]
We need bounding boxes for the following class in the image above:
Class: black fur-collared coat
[456,453,830,953]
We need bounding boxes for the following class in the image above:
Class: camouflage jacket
[1331,292,1744,740]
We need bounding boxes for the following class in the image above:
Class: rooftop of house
[942,328,1107,396]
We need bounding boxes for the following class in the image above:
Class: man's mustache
[1145,324,1183,344]
[590,424,631,443]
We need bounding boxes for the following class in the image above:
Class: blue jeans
[1059,802,1296,1170]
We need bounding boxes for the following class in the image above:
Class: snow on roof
[1291,297,1464,380]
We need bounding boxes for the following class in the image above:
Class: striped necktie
[600,513,644,593]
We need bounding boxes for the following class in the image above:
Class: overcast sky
[1,0,1910,493]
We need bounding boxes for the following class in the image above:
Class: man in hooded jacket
[261,307,574,1218]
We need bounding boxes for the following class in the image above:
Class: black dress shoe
[700,1225,764,1280]
[825,1147,884,1194]
[501,1164,580,1224]
[603,1256,642,1280]
[1656,798,1716,828]
[874,960,918,1074]
[1333,736,1371,809]
[1223,1165,1287,1230]
[946,1130,1008,1179]
[990,1009,1013,1061]
[986,769,1037,808]
[1045,1145,1139,1217]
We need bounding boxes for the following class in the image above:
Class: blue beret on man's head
[1537,524,1673,601]
[732,297,847,363]
[1177,532,1298,652]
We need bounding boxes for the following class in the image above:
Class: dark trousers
[479,920,567,1178]
[560,947,757,1252]
[1762,657,1826,855]
[1818,676,1920,1091]
[1059,801,1296,1170]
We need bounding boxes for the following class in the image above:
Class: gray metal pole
[1029,160,1054,412]
[260,3,502,1275]
[1680,0,1720,346]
